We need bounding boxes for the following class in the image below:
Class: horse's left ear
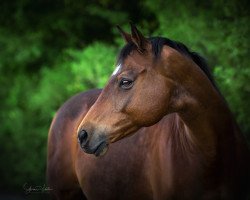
[130,23,149,53]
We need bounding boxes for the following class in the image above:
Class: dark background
[0,0,249,198]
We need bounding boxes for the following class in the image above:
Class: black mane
[118,37,217,88]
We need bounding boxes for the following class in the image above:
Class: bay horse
[47,24,250,200]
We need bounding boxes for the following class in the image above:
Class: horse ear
[116,25,132,43]
[130,23,148,53]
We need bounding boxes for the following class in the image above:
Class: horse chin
[94,142,109,157]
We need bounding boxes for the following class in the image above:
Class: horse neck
[171,67,238,159]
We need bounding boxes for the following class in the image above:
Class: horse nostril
[78,130,88,145]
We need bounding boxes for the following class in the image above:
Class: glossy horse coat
[47,24,250,199]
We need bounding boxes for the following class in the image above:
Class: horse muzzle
[77,129,109,157]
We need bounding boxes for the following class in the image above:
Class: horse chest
[77,146,153,200]
[76,130,205,200]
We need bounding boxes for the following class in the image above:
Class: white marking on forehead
[112,64,121,76]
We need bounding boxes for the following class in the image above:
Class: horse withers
[47,24,250,200]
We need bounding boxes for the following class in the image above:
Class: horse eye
[119,79,133,89]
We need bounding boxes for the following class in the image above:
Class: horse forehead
[122,53,152,70]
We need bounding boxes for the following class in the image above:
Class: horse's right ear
[130,23,149,54]
[116,25,132,43]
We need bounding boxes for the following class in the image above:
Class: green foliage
[0,0,249,193]
[214,67,250,136]
[30,42,117,120]
[0,42,117,190]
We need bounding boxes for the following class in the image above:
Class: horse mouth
[94,142,109,157]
